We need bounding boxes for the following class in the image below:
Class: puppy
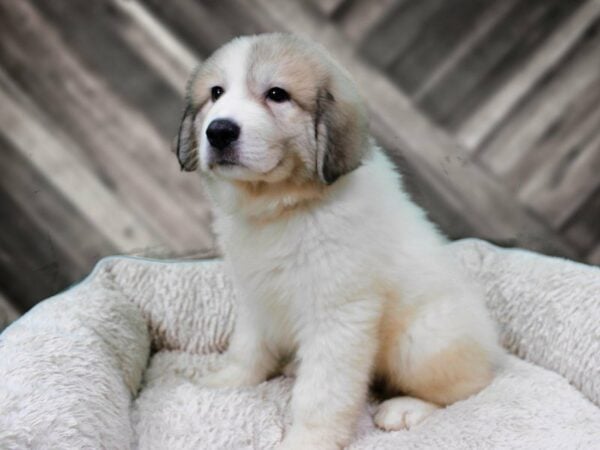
[175,33,503,450]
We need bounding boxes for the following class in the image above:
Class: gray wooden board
[458,0,600,151]
[417,0,583,129]
[359,0,446,69]
[248,0,579,259]
[0,133,114,309]
[387,0,491,96]
[336,0,406,44]
[31,0,186,139]
[477,22,600,229]
[1,0,599,313]
[142,0,277,57]
[562,184,600,258]
[0,289,19,332]
[0,0,216,255]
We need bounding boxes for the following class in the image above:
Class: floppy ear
[174,104,199,172]
[315,86,368,184]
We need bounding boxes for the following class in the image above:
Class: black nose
[206,119,240,150]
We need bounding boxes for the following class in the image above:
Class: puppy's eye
[211,86,224,102]
[266,87,290,103]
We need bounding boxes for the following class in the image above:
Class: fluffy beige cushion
[1,239,598,449]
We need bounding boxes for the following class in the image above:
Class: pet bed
[0,239,599,449]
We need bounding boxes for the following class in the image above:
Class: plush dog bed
[0,239,598,449]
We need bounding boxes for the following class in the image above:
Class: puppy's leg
[199,305,276,388]
[373,268,500,430]
[374,338,494,430]
[373,337,494,431]
[279,300,379,450]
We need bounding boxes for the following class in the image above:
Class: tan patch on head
[401,339,494,406]
[247,33,369,184]
[247,34,330,112]
[187,47,228,108]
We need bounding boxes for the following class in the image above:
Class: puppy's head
[176,33,368,186]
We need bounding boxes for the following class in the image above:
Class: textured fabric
[452,239,600,407]
[0,239,599,449]
[0,273,150,449]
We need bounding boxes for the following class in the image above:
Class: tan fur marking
[247,34,330,112]
[402,339,494,406]
[374,288,416,382]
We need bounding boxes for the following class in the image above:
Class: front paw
[198,362,263,389]
[374,396,439,430]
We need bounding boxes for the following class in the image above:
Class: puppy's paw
[374,396,439,431]
[198,362,262,389]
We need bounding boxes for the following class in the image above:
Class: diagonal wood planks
[247,0,578,258]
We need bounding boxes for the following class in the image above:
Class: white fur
[189,35,503,450]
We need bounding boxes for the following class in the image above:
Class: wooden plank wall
[332,0,600,263]
[0,0,598,315]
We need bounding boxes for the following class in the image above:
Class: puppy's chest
[237,229,324,284]
[225,218,343,302]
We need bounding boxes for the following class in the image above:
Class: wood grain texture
[246,0,578,258]
[112,0,198,93]
[0,290,19,332]
[0,0,216,255]
[562,184,600,260]
[308,0,349,17]
[360,0,445,70]
[336,0,404,44]
[412,0,516,103]
[588,244,600,266]
[417,0,583,128]
[387,0,491,95]
[0,132,114,308]
[0,69,163,253]
[142,0,278,57]
[477,21,600,228]
[1,0,598,312]
[458,0,600,151]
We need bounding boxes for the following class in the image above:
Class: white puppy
[176,33,503,450]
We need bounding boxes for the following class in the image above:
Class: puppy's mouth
[205,144,288,182]
[208,147,241,169]
[214,157,238,167]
